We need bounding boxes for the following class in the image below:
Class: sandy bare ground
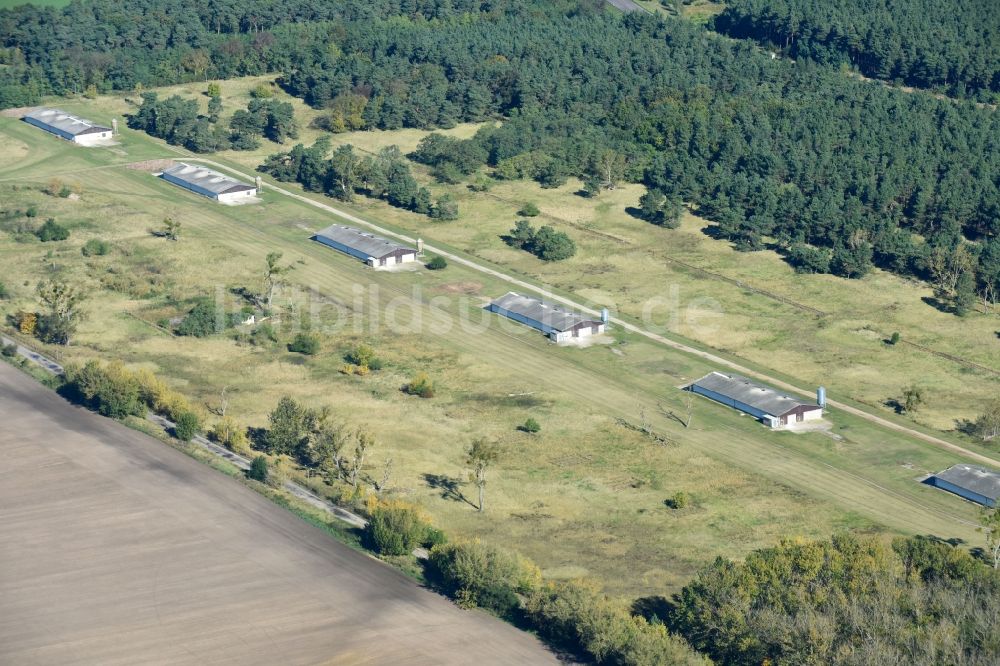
[0,363,559,666]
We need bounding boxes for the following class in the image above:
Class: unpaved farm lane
[0,363,558,666]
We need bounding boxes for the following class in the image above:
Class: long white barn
[487,292,605,342]
[23,108,112,146]
[160,163,257,203]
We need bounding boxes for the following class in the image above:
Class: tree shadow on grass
[884,398,905,415]
[422,473,476,508]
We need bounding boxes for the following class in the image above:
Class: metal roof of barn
[490,292,600,332]
[24,108,111,136]
[690,371,819,418]
[314,224,416,259]
[932,464,1000,501]
[161,163,256,195]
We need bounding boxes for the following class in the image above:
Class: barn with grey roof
[160,163,257,203]
[925,464,999,508]
[688,371,823,428]
[313,225,418,267]
[23,108,112,146]
[487,292,605,342]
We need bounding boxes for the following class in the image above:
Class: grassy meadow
[0,81,996,599]
[108,76,998,435]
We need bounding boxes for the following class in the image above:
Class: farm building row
[23,108,112,145]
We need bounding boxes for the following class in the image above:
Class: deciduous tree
[467,438,500,512]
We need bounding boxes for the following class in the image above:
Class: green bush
[889,331,901,345]
[669,534,998,665]
[503,220,575,261]
[0,281,8,299]
[667,491,689,509]
[173,411,200,441]
[287,332,320,355]
[36,218,69,242]
[525,581,706,665]
[248,455,269,482]
[249,322,277,347]
[1,343,18,357]
[426,255,448,270]
[64,360,144,419]
[365,503,431,556]
[250,82,274,98]
[423,526,448,549]
[405,372,435,398]
[81,238,110,256]
[519,417,541,433]
[519,202,540,217]
[176,300,237,337]
[345,343,382,370]
[427,541,541,616]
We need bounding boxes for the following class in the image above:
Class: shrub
[64,360,144,419]
[345,344,382,370]
[525,581,705,665]
[81,239,110,256]
[428,541,542,616]
[25,205,38,218]
[503,220,575,261]
[0,281,8,299]
[431,194,459,220]
[889,331,901,345]
[176,300,237,337]
[210,417,250,453]
[206,82,221,97]
[248,455,269,482]
[365,502,432,556]
[36,218,69,242]
[519,202,540,217]
[519,417,541,433]
[667,491,689,509]
[426,255,448,270]
[423,527,448,549]
[405,372,435,398]
[173,411,200,441]
[133,367,193,421]
[249,322,277,347]
[250,82,273,98]
[287,332,320,355]
[266,456,290,488]
[1,343,18,357]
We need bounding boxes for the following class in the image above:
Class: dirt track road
[0,363,559,665]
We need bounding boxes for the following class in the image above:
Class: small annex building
[487,292,605,342]
[688,371,823,428]
[926,464,999,508]
[160,163,257,203]
[23,108,112,146]
[313,225,418,267]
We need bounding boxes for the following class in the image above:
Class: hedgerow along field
[0,89,994,598]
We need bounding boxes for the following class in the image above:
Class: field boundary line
[1,332,369,530]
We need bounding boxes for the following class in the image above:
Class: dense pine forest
[2,0,998,302]
[714,0,1000,100]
